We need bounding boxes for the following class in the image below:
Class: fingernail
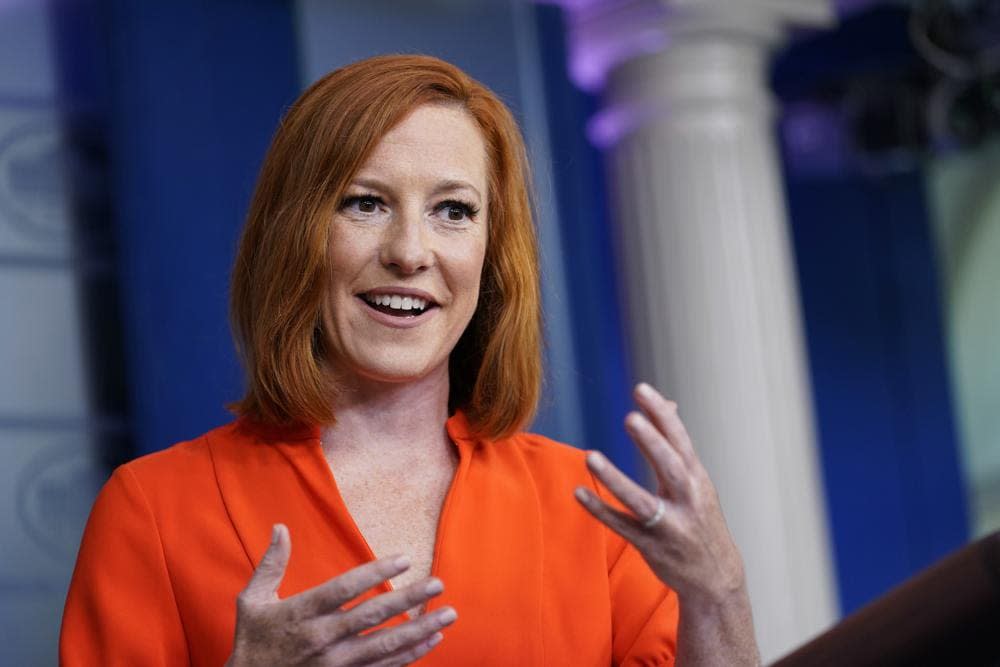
[436,607,457,624]
[428,632,444,647]
[636,382,654,399]
[625,410,642,431]
[425,578,444,595]
[270,524,281,545]
[574,487,591,504]
[394,555,411,570]
[586,451,605,471]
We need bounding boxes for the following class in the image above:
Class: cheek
[327,227,376,285]
[439,242,486,329]
[460,245,488,300]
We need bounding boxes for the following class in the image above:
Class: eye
[435,199,480,223]
[340,194,383,215]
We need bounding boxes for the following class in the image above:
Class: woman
[61,55,758,666]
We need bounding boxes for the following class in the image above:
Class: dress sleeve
[593,474,679,666]
[60,465,190,666]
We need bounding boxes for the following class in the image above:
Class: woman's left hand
[575,383,746,605]
[575,384,760,666]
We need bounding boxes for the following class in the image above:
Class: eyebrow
[349,176,483,201]
[429,179,482,201]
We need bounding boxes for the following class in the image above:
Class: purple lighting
[551,0,671,93]
[834,0,883,18]
[780,101,852,175]
[587,104,644,148]
[548,0,859,95]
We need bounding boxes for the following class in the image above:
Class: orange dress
[60,411,678,666]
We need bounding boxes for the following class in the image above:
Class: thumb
[243,523,291,602]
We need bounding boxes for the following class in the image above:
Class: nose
[379,207,433,274]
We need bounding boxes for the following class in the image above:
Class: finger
[584,451,663,524]
[242,524,290,602]
[332,577,446,638]
[290,554,411,618]
[334,606,457,664]
[368,632,444,667]
[624,411,690,499]
[574,486,653,542]
[634,383,697,463]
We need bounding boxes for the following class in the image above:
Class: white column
[558,0,839,660]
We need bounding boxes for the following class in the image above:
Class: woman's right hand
[226,524,456,666]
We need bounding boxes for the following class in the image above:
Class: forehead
[356,104,488,189]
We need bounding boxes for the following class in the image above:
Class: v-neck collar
[208,412,545,663]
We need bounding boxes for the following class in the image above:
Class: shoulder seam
[204,430,256,571]
[119,465,194,661]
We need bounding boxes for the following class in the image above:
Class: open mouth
[359,292,437,318]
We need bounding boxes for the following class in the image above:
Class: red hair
[229,55,542,439]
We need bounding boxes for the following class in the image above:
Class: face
[322,103,489,386]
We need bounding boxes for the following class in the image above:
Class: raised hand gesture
[227,525,457,666]
[575,383,760,666]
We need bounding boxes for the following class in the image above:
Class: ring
[642,498,666,529]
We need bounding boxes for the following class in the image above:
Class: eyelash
[438,199,481,221]
[339,193,480,221]
[338,194,383,216]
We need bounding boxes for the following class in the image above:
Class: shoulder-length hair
[229,54,542,439]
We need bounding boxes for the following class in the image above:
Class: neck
[320,363,451,457]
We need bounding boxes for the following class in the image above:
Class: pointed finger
[574,485,666,545]
[634,383,697,464]
[293,554,412,618]
[584,451,664,524]
[242,524,291,602]
[625,411,690,499]
[367,631,443,667]
[331,578,447,639]
[334,606,456,665]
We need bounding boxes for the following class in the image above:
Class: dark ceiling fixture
[777,0,1000,176]
[911,0,1000,149]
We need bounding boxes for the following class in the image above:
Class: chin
[360,365,433,383]
[340,353,444,385]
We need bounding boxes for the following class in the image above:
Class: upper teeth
[368,294,429,311]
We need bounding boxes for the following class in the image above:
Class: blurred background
[1,0,997,663]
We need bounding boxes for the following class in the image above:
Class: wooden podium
[772,531,1000,666]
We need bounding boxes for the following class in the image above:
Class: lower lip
[358,297,437,329]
